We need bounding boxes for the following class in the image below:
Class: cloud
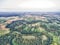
[0,0,60,12]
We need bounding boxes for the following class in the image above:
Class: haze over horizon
[0,0,60,12]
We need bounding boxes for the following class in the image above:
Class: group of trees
[5,20,53,45]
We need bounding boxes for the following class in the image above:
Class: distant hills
[0,12,60,17]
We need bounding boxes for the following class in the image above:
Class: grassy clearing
[0,30,10,36]
[22,35,36,40]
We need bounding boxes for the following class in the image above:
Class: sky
[0,0,60,12]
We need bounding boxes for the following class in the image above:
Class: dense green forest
[0,15,60,45]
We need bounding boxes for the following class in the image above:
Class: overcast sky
[0,0,60,12]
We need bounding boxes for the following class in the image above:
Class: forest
[0,14,60,45]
